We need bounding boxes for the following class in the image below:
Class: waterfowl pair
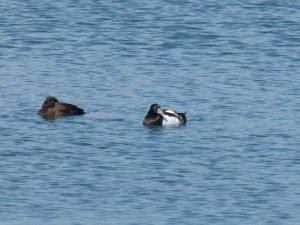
[38,98,187,128]
[143,103,187,127]
[37,96,85,118]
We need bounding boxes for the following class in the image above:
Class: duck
[37,96,85,118]
[143,103,187,127]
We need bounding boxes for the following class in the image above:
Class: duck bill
[156,108,163,115]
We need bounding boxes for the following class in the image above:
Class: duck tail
[178,112,187,124]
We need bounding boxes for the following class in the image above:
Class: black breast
[143,114,162,126]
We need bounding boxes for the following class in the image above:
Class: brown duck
[38,96,85,118]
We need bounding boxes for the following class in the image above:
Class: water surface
[1,0,300,224]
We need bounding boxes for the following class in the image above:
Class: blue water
[1,0,300,224]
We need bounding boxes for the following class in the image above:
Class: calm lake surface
[1,0,300,224]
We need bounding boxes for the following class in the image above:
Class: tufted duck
[38,96,85,118]
[143,103,186,127]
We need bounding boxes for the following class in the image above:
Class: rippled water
[1,0,300,224]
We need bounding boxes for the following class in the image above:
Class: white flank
[161,110,181,127]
